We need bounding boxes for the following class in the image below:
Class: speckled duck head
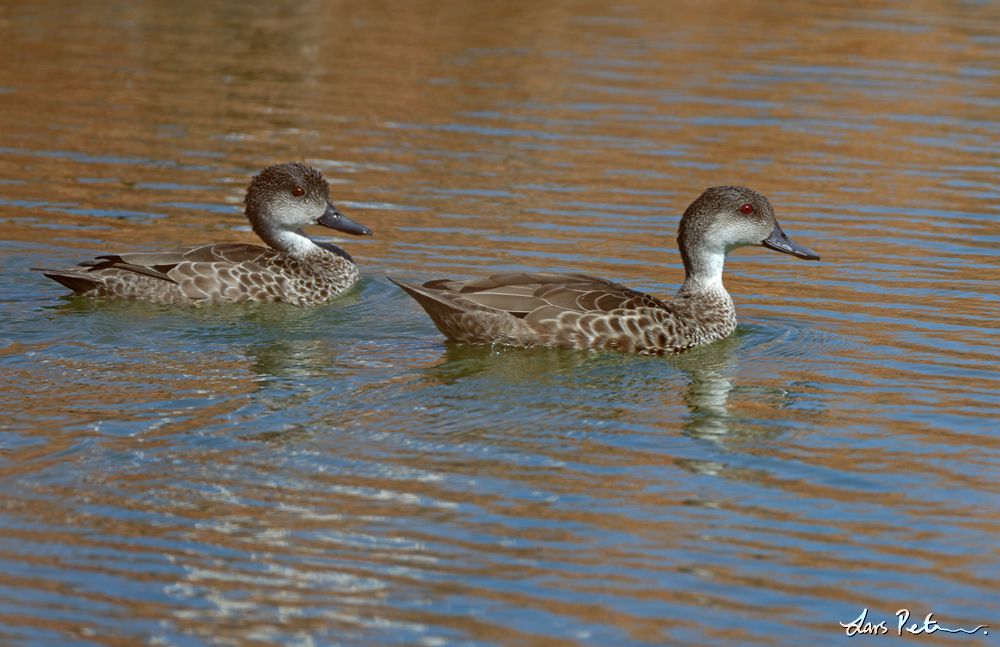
[677,186,819,288]
[243,162,372,257]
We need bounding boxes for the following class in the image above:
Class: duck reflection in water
[419,331,787,443]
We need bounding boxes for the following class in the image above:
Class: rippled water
[2,0,999,645]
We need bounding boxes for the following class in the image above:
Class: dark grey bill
[318,203,373,236]
[762,221,820,260]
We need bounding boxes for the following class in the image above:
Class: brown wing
[423,272,671,320]
[95,243,279,272]
[389,272,681,351]
[37,244,287,302]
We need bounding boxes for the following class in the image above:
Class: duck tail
[388,276,464,316]
[31,268,103,293]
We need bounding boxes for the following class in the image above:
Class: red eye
[292,187,305,197]
[741,203,753,214]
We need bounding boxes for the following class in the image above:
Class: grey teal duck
[390,186,819,355]
[34,162,372,305]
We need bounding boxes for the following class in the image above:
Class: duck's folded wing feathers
[93,243,276,269]
[59,244,283,301]
[401,272,672,320]
[186,243,278,265]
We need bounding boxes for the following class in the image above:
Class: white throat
[270,228,322,258]
[682,247,728,293]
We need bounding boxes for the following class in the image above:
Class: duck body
[390,271,736,354]
[391,186,819,355]
[50,241,361,306]
[34,162,372,306]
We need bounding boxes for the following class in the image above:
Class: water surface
[1,0,999,645]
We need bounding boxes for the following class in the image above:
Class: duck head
[677,186,819,287]
[244,162,372,253]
